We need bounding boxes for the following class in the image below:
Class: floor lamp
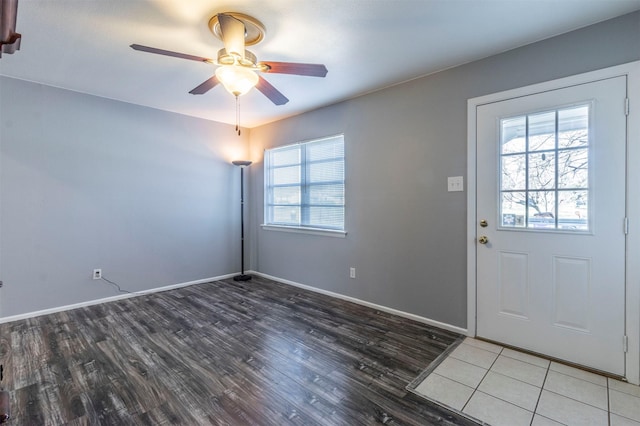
[232,160,252,281]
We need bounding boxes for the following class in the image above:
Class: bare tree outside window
[500,106,590,231]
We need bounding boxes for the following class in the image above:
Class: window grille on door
[499,105,590,231]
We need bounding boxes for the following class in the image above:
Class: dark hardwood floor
[0,276,478,425]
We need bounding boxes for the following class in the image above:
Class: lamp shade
[215,65,259,97]
[232,160,252,168]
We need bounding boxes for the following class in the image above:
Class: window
[499,105,590,231]
[264,135,345,233]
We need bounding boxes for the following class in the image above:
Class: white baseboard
[2,271,468,336]
[0,273,237,324]
[250,271,468,335]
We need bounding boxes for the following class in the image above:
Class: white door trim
[467,61,640,384]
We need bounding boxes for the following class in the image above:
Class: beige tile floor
[413,337,640,426]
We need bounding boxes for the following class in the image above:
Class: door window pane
[558,106,589,148]
[501,116,527,154]
[528,152,556,190]
[558,148,588,189]
[558,190,588,231]
[528,191,556,229]
[528,111,556,151]
[499,105,590,231]
[501,192,526,228]
[501,155,526,191]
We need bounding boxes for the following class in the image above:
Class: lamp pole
[232,160,252,281]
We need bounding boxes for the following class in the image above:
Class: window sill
[261,224,347,238]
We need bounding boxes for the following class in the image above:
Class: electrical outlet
[93,269,102,280]
[350,267,356,279]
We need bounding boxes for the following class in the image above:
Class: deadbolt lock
[480,219,488,228]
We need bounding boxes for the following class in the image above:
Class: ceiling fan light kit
[215,64,259,97]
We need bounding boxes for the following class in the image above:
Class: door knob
[478,236,489,244]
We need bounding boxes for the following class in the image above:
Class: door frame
[467,61,640,384]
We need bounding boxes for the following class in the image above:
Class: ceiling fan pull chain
[236,95,241,136]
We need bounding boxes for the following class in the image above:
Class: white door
[476,76,627,375]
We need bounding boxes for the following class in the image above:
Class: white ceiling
[1,0,639,127]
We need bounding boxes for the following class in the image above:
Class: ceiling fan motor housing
[208,13,266,47]
[217,48,257,68]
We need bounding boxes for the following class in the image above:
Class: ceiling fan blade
[189,76,220,95]
[217,13,245,59]
[130,44,213,63]
[256,76,289,106]
[259,61,328,78]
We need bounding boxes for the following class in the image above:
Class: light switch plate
[448,176,464,192]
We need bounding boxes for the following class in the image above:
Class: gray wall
[0,77,249,316]
[249,12,640,328]
[1,11,637,324]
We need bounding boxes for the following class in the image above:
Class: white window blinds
[265,135,345,230]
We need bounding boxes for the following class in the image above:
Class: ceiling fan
[130,12,328,106]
